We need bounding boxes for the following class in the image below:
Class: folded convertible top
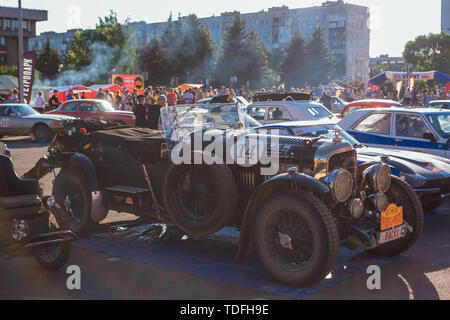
[89,127,165,163]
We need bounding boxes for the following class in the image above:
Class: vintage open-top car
[24,100,424,287]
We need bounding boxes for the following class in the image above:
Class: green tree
[403,32,450,74]
[0,65,18,77]
[215,13,270,88]
[305,27,332,86]
[280,32,306,88]
[140,38,171,86]
[35,39,63,79]
[65,11,138,78]
[142,13,214,84]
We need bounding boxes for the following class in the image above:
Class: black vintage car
[25,102,424,287]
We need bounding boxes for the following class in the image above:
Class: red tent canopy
[50,85,96,102]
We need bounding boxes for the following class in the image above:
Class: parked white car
[246,99,337,125]
[339,108,450,158]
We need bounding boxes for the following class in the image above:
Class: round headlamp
[324,169,353,203]
[363,163,391,194]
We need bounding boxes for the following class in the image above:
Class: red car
[48,99,135,126]
[339,99,403,119]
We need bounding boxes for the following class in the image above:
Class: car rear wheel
[253,191,339,288]
[53,169,98,236]
[33,124,52,141]
[163,164,239,237]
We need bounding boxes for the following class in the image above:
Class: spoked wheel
[33,241,71,270]
[253,191,339,288]
[53,170,97,236]
[267,210,315,271]
[175,166,218,222]
[163,164,238,237]
[369,176,424,256]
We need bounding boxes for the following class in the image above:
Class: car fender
[235,172,330,264]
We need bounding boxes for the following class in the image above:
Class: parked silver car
[0,104,75,141]
[246,96,337,125]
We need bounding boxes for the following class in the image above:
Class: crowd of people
[1,81,448,117]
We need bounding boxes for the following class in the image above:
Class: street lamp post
[18,0,24,103]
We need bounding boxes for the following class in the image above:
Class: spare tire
[163,164,238,237]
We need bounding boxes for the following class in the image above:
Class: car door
[247,106,268,124]
[347,112,394,149]
[0,106,23,135]
[79,102,100,120]
[60,101,80,118]
[394,112,446,157]
[265,106,293,124]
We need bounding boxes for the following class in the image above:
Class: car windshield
[306,106,334,118]
[292,125,360,146]
[175,104,245,129]
[426,113,450,139]
[97,100,116,111]
[13,105,38,116]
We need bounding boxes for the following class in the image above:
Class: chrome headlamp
[362,163,391,194]
[323,169,353,203]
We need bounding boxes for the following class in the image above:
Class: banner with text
[22,51,36,104]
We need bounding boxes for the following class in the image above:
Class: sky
[2,0,443,57]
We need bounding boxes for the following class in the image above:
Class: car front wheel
[253,191,339,288]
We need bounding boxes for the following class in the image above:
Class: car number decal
[0,118,11,128]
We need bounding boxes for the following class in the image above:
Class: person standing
[134,95,148,128]
[167,88,177,106]
[147,95,167,130]
[35,92,46,114]
[48,90,59,111]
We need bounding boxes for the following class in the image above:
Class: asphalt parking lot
[1,136,449,300]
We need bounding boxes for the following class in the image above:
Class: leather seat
[0,155,41,220]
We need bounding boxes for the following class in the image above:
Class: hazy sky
[3,0,443,57]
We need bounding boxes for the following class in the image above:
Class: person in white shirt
[35,92,46,114]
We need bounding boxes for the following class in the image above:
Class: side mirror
[423,132,437,142]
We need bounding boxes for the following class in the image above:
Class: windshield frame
[174,102,244,130]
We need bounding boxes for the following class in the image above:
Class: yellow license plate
[381,203,403,231]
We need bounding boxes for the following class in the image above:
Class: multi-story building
[28,0,371,82]
[0,6,47,67]
[28,29,80,55]
[442,0,450,33]
[370,54,405,72]
[136,0,371,82]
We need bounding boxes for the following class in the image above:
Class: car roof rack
[253,92,311,102]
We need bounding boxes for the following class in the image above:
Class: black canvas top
[89,127,165,164]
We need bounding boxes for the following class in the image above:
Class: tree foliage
[215,13,270,88]
[280,32,306,88]
[304,27,332,86]
[403,32,450,74]
[35,38,63,79]
[141,13,214,85]
[65,11,138,77]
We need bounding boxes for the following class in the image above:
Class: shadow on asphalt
[1,137,50,149]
